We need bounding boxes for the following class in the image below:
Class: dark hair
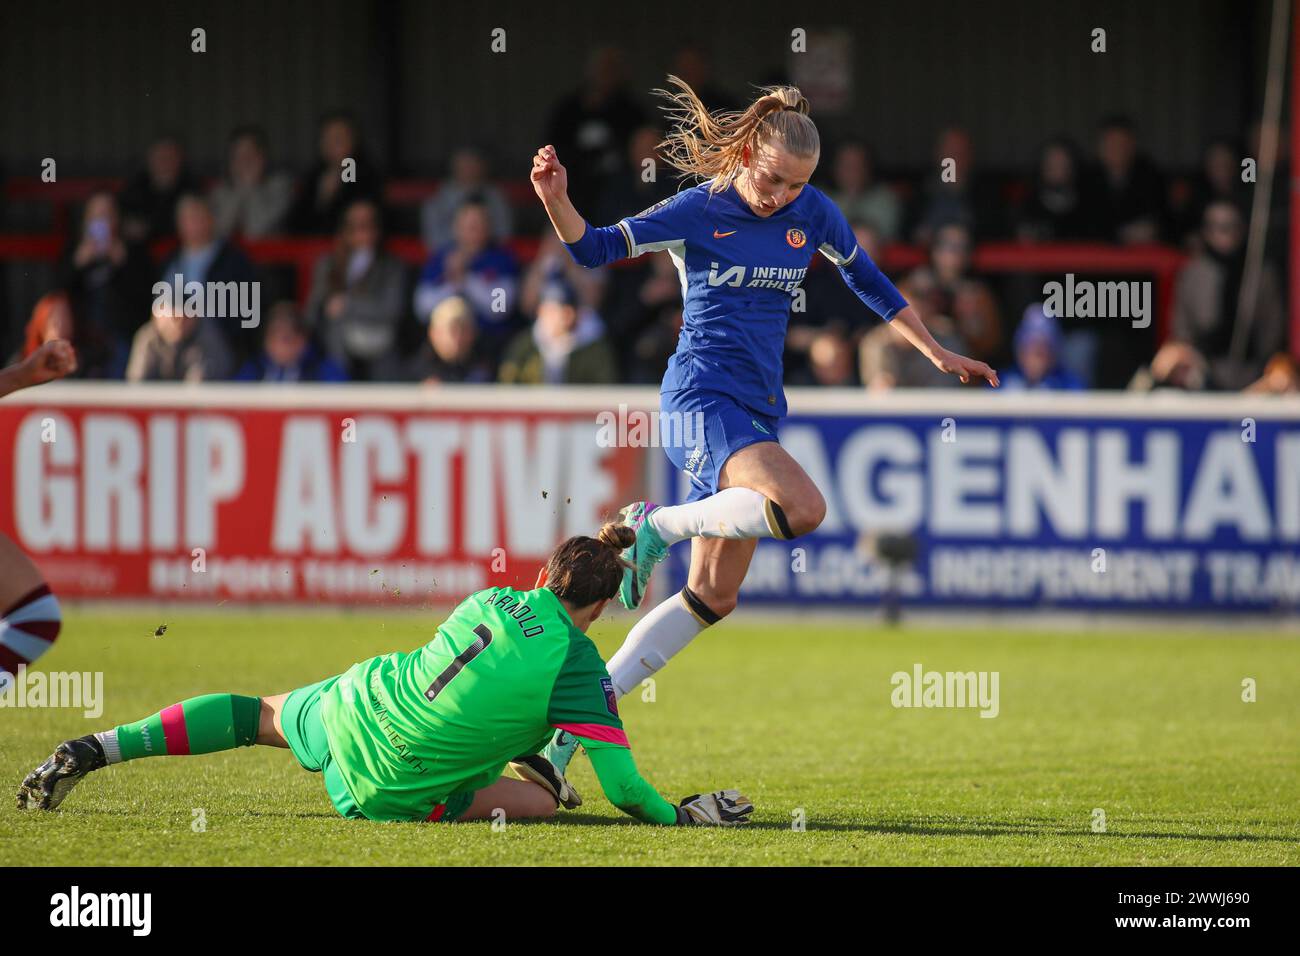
[267,300,308,336]
[543,522,636,607]
[1098,114,1136,135]
[342,197,383,232]
[319,109,359,132]
[150,131,186,150]
[835,136,875,162]
[176,191,212,214]
[456,196,490,216]
[1034,136,1083,182]
[229,124,269,152]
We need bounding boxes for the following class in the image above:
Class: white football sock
[607,591,717,697]
[648,488,787,546]
[94,729,123,764]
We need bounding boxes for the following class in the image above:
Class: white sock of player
[648,487,792,546]
[606,589,721,697]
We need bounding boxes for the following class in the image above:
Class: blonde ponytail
[655,75,819,193]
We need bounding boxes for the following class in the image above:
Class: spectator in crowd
[158,193,259,360]
[543,46,647,212]
[1085,115,1167,244]
[1128,341,1209,392]
[1173,137,1251,248]
[420,147,513,252]
[1016,137,1093,241]
[628,302,682,384]
[520,230,606,318]
[788,323,859,387]
[1168,199,1285,390]
[126,301,233,382]
[11,292,108,379]
[119,134,200,243]
[57,190,152,375]
[413,199,519,350]
[498,278,616,385]
[1246,353,1300,394]
[949,278,1005,366]
[401,296,495,385]
[210,125,294,238]
[827,140,901,241]
[594,125,677,226]
[929,220,975,314]
[14,292,73,357]
[235,301,347,383]
[999,306,1083,391]
[909,127,1004,243]
[859,269,967,390]
[289,111,383,234]
[306,199,408,381]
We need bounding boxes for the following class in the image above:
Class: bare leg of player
[714,441,826,539]
[456,777,559,821]
[258,693,290,747]
[603,444,823,697]
[603,535,754,701]
[0,533,63,695]
[544,444,827,773]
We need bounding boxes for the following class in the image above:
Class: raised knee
[683,584,737,622]
[776,492,825,538]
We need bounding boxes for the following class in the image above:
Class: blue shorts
[660,388,780,503]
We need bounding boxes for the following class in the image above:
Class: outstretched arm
[889,306,1000,387]
[579,735,752,826]
[824,198,998,388]
[0,340,77,399]
[580,735,682,824]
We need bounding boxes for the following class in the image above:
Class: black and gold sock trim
[764,499,796,540]
[679,587,723,627]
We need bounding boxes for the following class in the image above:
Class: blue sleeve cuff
[562,221,601,267]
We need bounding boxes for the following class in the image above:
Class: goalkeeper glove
[676,789,753,826]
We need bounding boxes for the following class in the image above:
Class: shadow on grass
[38,808,1298,846]
[849,818,1300,844]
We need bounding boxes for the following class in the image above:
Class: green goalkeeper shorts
[281,677,475,823]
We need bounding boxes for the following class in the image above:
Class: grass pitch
[2,609,1297,866]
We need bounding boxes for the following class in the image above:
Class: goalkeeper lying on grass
[16,523,751,827]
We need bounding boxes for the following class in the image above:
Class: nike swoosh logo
[713,229,737,238]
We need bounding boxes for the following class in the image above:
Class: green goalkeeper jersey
[319,586,677,824]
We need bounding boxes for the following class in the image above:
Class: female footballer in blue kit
[531,76,999,775]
